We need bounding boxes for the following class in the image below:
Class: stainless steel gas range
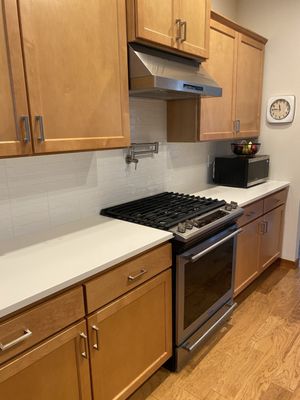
[101,192,243,371]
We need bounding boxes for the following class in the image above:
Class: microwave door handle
[189,229,243,263]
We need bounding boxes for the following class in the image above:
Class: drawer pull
[128,269,147,281]
[0,329,32,352]
[80,332,88,358]
[92,325,100,350]
[245,211,256,217]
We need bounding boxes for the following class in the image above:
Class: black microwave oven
[213,155,270,188]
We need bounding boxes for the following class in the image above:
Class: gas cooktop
[100,192,243,242]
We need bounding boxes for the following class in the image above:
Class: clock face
[266,95,295,124]
[270,99,290,120]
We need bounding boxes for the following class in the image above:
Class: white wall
[211,0,238,19]
[236,0,300,261]
[0,0,239,245]
[0,99,227,241]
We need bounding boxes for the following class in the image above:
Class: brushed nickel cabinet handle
[236,119,241,133]
[35,115,45,142]
[92,325,100,350]
[175,19,181,41]
[264,221,268,233]
[233,120,237,133]
[128,268,147,281]
[259,221,266,234]
[21,116,31,143]
[0,329,32,352]
[180,20,187,42]
[80,332,88,358]
[259,222,264,234]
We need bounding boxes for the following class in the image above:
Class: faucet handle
[125,154,139,170]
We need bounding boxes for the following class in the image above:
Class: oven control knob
[177,223,186,233]
[185,220,193,230]
[230,201,238,209]
[191,219,199,228]
[224,203,232,211]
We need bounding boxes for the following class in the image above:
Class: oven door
[176,225,241,346]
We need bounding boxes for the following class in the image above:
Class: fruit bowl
[231,142,261,156]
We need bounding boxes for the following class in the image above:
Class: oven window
[184,238,233,329]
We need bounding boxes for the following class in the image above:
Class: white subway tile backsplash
[0,99,228,240]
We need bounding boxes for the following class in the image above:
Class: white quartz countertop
[0,180,289,320]
[0,216,173,319]
[193,180,290,207]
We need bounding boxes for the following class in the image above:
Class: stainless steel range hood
[129,44,222,100]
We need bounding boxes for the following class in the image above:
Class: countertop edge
[0,233,173,320]
[238,182,290,207]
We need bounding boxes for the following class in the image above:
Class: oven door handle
[188,228,242,263]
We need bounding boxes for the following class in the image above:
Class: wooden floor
[128,261,300,400]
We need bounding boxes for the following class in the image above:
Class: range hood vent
[128,44,222,100]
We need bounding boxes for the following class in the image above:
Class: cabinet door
[235,34,264,138]
[88,270,172,400]
[0,1,31,157]
[18,0,130,154]
[128,0,175,48]
[167,20,236,142]
[259,205,285,271]
[175,0,210,58]
[200,19,237,140]
[0,321,92,400]
[234,218,261,296]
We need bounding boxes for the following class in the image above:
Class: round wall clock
[266,95,296,124]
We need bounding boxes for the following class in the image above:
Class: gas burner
[100,192,243,242]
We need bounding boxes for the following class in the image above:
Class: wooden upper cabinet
[235,34,265,138]
[199,19,237,140]
[128,0,175,47]
[0,1,31,157]
[167,12,267,142]
[127,0,210,59]
[0,0,130,158]
[175,0,210,58]
[17,0,130,154]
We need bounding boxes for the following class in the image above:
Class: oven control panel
[169,202,243,242]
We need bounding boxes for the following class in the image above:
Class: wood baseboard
[280,258,299,269]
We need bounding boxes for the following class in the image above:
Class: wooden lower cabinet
[259,205,285,271]
[87,269,172,400]
[234,217,261,296]
[234,193,287,296]
[0,320,91,400]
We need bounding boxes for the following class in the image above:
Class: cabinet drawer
[85,243,172,313]
[263,189,288,213]
[0,287,84,365]
[238,200,264,227]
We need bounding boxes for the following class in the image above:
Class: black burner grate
[100,192,226,230]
